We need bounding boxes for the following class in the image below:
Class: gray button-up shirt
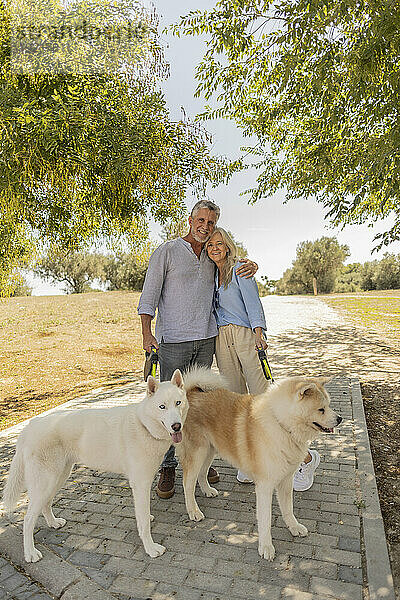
[137,238,217,343]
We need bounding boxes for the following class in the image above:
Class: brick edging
[351,378,396,600]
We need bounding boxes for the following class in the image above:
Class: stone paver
[0,296,396,600]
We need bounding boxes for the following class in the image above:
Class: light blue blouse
[214,263,267,333]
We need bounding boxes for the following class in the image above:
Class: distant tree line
[31,250,150,295]
[276,238,400,295]
[10,232,400,296]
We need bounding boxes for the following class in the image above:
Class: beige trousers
[215,324,270,395]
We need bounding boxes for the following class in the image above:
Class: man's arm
[236,258,258,278]
[140,314,159,352]
[137,244,167,352]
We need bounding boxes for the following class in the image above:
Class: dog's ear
[147,376,159,396]
[316,376,332,386]
[297,382,317,398]
[171,369,184,389]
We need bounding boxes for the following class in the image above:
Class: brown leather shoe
[207,467,220,484]
[156,467,175,499]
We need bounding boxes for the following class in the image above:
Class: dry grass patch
[322,289,400,347]
[0,291,145,429]
[320,289,400,591]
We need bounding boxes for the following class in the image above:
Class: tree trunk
[312,277,318,296]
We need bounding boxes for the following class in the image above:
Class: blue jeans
[159,337,215,468]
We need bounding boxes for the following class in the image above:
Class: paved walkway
[0,297,396,600]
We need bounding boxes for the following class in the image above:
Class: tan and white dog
[2,370,191,562]
[177,368,342,561]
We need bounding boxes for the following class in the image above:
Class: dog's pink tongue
[329,428,334,433]
[172,431,182,443]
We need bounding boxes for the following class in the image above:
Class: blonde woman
[206,228,320,490]
[206,228,269,483]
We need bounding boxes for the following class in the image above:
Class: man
[138,200,257,498]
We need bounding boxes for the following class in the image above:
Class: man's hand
[236,258,258,278]
[143,333,159,353]
[140,314,159,352]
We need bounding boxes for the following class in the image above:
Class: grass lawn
[321,289,400,347]
[0,291,145,430]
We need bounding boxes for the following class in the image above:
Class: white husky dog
[2,369,207,563]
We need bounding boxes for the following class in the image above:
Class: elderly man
[138,200,257,498]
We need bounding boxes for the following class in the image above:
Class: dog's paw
[258,542,275,561]
[51,517,66,529]
[204,486,218,498]
[289,522,308,537]
[188,508,205,522]
[25,548,43,563]
[147,543,166,558]
[150,514,154,522]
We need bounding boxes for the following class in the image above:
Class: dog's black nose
[336,416,343,425]
[171,422,181,432]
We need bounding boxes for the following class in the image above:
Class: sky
[27,0,400,295]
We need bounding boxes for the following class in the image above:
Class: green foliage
[35,250,106,294]
[276,236,349,294]
[275,267,307,295]
[160,218,189,241]
[361,254,400,290]
[334,263,363,293]
[0,1,230,295]
[175,1,400,247]
[257,275,277,296]
[0,218,35,297]
[103,250,153,291]
[10,274,32,297]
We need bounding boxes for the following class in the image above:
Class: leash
[144,346,159,381]
[257,348,274,383]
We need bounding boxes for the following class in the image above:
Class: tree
[10,274,32,297]
[360,261,379,291]
[0,1,230,294]
[275,267,306,295]
[103,250,153,291]
[35,250,106,294]
[175,1,400,247]
[334,263,362,293]
[361,254,400,290]
[257,275,278,296]
[0,220,34,297]
[160,218,189,241]
[276,237,349,294]
[374,254,400,289]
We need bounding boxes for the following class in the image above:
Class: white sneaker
[293,450,320,491]
[237,470,253,484]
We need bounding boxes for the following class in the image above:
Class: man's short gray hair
[191,200,220,221]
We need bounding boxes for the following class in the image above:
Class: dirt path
[263,295,400,593]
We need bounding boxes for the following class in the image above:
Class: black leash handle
[144,346,159,380]
[257,348,274,382]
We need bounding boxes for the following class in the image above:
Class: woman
[206,228,320,489]
[206,227,269,483]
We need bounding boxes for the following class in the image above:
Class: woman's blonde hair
[207,227,238,288]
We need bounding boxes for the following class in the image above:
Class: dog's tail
[2,450,25,513]
[183,365,227,394]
